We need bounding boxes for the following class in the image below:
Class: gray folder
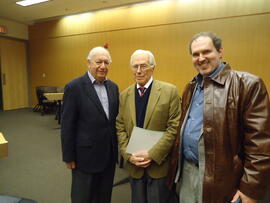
[126,126,164,154]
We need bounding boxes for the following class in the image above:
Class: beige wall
[0,18,28,40]
[28,0,270,104]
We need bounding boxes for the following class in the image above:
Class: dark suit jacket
[61,73,119,173]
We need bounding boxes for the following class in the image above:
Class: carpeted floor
[1,109,270,203]
[0,108,130,203]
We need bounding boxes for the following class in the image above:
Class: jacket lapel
[144,80,161,128]
[128,86,136,126]
[82,73,108,119]
[105,81,114,121]
[180,81,197,134]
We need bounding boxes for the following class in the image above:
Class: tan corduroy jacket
[116,80,181,179]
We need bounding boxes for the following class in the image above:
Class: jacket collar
[211,62,231,85]
[82,72,111,120]
[126,79,161,128]
[191,62,231,86]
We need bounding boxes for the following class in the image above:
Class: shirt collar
[136,76,153,89]
[208,62,225,78]
[87,71,107,84]
[195,62,225,86]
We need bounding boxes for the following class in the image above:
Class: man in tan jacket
[116,49,181,203]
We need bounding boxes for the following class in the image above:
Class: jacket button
[205,127,212,133]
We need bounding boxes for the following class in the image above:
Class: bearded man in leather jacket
[167,32,270,203]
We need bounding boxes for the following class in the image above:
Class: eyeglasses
[131,64,153,71]
[95,61,110,67]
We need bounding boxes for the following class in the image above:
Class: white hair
[130,49,156,67]
[86,46,112,63]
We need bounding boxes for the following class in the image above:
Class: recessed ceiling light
[16,0,50,7]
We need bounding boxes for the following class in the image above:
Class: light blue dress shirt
[87,71,109,119]
[182,63,225,164]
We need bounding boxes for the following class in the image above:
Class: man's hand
[65,161,76,169]
[129,151,152,168]
[231,190,258,203]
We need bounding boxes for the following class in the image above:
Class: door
[0,62,3,110]
[0,37,29,110]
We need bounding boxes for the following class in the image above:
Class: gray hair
[189,32,222,54]
[130,49,156,67]
[86,46,112,63]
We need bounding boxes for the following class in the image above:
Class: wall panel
[29,0,270,104]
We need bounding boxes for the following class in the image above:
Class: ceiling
[0,0,155,25]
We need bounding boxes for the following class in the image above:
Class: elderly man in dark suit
[61,46,119,203]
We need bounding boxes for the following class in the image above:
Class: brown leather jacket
[167,63,270,202]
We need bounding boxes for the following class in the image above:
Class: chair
[34,86,58,116]
[55,87,64,123]
[32,87,42,112]
[33,86,45,113]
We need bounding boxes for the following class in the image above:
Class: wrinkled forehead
[132,53,150,65]
[91,50,110,61]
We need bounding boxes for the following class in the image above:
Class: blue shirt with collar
[182,63,225,164]
[87,71,109,119]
